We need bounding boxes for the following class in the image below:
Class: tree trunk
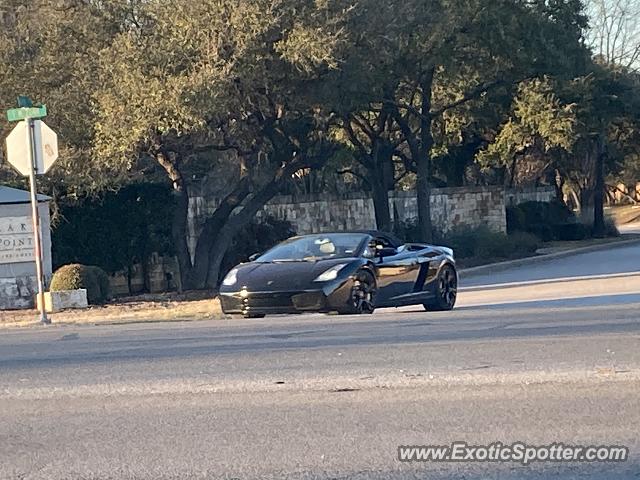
[553,169,564,202]
[593,135,606,237]
[416,155,433,243]
[509,154,519,188]
[204,229,236,290]
[155,150,194,290]
[204,159,307,289]
[141,256,150,294]
[188,176,252,289]
[370,171,392,232]
[416,69,435,243]
[568,187,581,211]
[126,264,133,296]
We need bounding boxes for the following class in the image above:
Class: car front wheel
[423,264,457,312]
[339,270,376,315]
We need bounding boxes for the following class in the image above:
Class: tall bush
[50,264,111,304]
[52,184,174,291]
[219,216,296,283]
[394,220,540,261]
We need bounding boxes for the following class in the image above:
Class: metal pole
[26,118,49,324]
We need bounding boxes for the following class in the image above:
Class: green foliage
[50,264,82,292]
[394,220,540,260]
[219,216,297,281]
[507,201,575,232]
[50,264,111,304]
[92,0,350,164]
[52,184,174,276]
[478,78,577,172]
[506,200,619,240]
[0,0,135,194]
[552,222,590,241]
[438,227,540,261]
[507,200,577,240]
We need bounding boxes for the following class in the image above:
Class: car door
[373,237,423,307]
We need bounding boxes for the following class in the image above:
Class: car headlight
[222,268,238,286]
[314,264,348,282]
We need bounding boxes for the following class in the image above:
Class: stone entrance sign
[0,216,35,264]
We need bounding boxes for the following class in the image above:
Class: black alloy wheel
[424,264,457,312]
[341,270,376,315]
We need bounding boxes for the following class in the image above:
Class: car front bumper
[219,282,353,316]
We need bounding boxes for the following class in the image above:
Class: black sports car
[219,231,457,318]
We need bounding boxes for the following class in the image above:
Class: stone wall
[0,275,37,310]
[505,187,556,207]
[256,187,508,236]
[188,186,556,255]
[110,254,181,297]
[0,202,52,310]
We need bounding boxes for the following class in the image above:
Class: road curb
[459,236,640,280]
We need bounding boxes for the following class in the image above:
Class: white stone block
[37,289,88,313]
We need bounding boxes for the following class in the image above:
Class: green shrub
[52,184,174,277]
[507,200,575,236]
[50,264,83,291]
[394,221,540,261]
[552,222,589,241]
[50,264,111,304]
[219,216,297,283]
[519,201,573,226]
[507,231,541,256]
[505,200,613,242]
[88,266,111,302]
[436,226,540,261]
[526,223,555,242]
[506,206,527,233]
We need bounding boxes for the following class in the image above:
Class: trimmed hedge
[507,201,574,233]
[50,264,111,305]
[439,226,540,261]
[394,220,540,261]
[505,200,613,241]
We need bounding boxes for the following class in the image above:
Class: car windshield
[256,234,368,262]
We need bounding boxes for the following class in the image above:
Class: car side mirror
[248,253,261,262]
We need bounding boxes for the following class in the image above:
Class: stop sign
[5,120,58,176]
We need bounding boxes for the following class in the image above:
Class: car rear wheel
[423,264,457,312]
[339,270,376,315]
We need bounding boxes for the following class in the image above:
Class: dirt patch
[0,291,224,328]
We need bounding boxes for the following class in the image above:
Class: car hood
[230,258,357,291]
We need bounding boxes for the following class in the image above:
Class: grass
[0,291,224,328]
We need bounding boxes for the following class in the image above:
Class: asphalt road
[1,239,640,479]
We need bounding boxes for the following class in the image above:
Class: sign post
[5,98,58,324]
[27,118,48,324]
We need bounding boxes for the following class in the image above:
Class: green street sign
[17,96,33,108]
[7,105,47,122]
